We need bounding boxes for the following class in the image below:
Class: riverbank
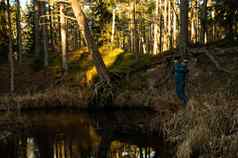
[0,44,238,157]
[0,45,238,110]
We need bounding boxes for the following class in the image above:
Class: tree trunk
[140,19,147,54]
[69,0,111,83]
[42,2,48,68]
[159,15,163,53]
[48,1,54,50]
[179,0,189,57]
[168,1,172,49]
[129,0,134,54]
[6,0,14,93]
[200,0,208,44]
[111,7,116,45]
[33,0,40,58]
[173,8,177,47]
[0,0,8,60]
[16,0,22,63]
[60,3,68,73]
[153,0,159,55]
[164,0,168,50]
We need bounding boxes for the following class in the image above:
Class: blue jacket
[175,63,188,82]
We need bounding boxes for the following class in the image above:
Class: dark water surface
[0,110,165,158]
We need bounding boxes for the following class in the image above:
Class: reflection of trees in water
[110,141,156,158]
[0,134,27,158]
[32,125,99,158]
[0,111,171,158]
[0,130,162,158]
[0,126,99,158]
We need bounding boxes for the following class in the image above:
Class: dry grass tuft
[0,87,90,111]
[154,94,238,158]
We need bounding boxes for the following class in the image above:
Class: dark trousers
[176,81,188,105]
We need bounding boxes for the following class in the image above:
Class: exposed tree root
[189,47,238,75]
[89,81,114,108]
[204,51,235,74]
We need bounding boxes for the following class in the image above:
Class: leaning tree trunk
[179,0,189,58]
[69,0,111,83]
[6,0,14,93]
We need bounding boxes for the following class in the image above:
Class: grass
[0,87,90,111]
[149,93,238,158]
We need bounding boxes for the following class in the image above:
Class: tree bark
[6,0,14,93]
[200,0,208,44]
[159,15,163,53]
[33,0,40,58]
[153,0,159,55]
[42,2,48,68]
[111,7,116,45]
[48,1,54,50]
[69,0,111,83]
[16,0,22,63]
[129,0,134,54]
[179,0,189,57]
[60,3,68,73]
[164,0,168,50]
[168,0,172,48]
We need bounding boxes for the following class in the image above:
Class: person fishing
[174,58,189,105]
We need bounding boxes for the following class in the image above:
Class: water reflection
[0,111,163,158]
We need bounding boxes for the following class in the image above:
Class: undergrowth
[0,87,90,111]
[150,94,238,158]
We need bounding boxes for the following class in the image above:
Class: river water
[0,110,165,158]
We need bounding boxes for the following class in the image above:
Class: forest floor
[0,41,238,157]
[1,44,237,109]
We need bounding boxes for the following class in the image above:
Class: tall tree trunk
[48,0,54,50]
[42,2,48,68]
[133,2,140,58]
[60,3,68,73]
[173,8,177,47]
[129,0,134,54]
[6,0,14,93]
[200,0,208,44]
[159,15,163,53]
[69,0,111,83]
[171,0,178,47]
[57,5,61,52]
[153,0,159,55]
[16,0,22,63]
[147,23,151,53]
[74,23,78,50]
[33,0,40,58]
[111,7,116,45]
[179,0,189,57]
[164,0,168,50]
[168,0,172,49]
[140,18,147,54]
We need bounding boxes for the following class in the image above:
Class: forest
[0,0,238,157]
